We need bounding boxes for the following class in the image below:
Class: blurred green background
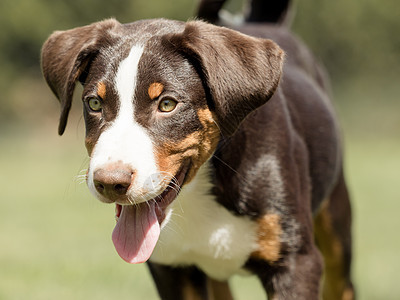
[0,0,399,299]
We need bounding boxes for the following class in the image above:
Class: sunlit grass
[344,136,400,300]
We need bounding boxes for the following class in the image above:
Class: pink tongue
[112,202,160,264]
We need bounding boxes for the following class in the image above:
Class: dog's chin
[114,163,190,225]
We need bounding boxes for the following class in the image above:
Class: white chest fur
[149,163,258,280]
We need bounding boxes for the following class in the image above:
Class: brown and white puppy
[41,1,354,299]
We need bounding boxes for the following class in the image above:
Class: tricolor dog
[41,0,354,298]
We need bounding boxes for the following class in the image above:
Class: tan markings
[148,82,164,99]
[342,287,355,300]
[251,214,282,263]
[182,280,204,300]
[154,108,220,186]
[207,278,233,300]
[185,108,220,182]
[314,200,354,300]
[97,82,107,99]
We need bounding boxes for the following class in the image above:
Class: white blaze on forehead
[88,44,163,202]
[116,45,143,103]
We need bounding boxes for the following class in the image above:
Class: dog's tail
[197,0,293,25]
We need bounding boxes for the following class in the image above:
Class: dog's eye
[87,97,102,112]
[158,99,177,113]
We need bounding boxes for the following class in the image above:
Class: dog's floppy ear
[166,21,284,135]
[41,19,120,135]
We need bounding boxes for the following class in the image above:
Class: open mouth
[111,163,190,264]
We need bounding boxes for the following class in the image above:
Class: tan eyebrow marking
[97,82,107,99]
[148,82,164,100]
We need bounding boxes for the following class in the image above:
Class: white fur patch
[150,162,258,280]
[251,153,285,205]
[87,45,164,203]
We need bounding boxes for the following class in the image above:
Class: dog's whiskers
[74,169,88,184]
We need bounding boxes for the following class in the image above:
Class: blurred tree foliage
[0,0,398,126]
[293,0,400,81]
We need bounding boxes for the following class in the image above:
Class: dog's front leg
[147,262,210,300]
[249,236,324,299]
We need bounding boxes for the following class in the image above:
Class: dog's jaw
[111,161,190,264]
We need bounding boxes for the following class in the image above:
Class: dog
[41,0,354,298]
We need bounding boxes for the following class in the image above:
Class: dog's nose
[93,166,134,200]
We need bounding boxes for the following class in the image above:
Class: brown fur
[314,170,354,300]
[207,279,233,300]
[182,284,205,300]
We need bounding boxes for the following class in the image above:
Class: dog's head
[41,18,283,264]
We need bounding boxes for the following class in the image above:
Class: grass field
[1,93,399,299]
